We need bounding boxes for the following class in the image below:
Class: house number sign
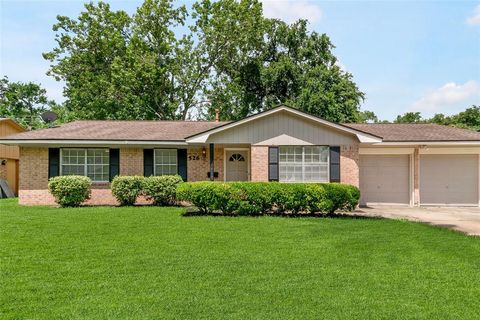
[188,153,200,161]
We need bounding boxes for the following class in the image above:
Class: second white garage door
[359,155,410,206]
[420,154,479,206]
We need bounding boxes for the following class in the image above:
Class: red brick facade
[340,144,360,187]
[187,146,224,182]
[18,144,361,205]
[250,146,269,182]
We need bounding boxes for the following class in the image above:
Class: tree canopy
[42,0,365,122]
[0,77,55,130]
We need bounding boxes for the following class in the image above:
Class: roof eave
[0,139,188,146]
[186,105,383,144]
[371,141,480,146]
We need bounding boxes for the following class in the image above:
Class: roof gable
[186,106,382,144]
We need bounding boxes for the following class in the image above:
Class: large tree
[0,77,51,130]
[43,0,365,122]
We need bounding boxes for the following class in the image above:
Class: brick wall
[340,144,359,187]
[120,148,143,176]
[187,146,224,182]
[18,147,146,206]
[251,146,268,182]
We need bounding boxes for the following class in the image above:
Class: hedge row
[48,176,360,213]
[111,175,183,206]
[48,175,183,207]
[176,182,360,215]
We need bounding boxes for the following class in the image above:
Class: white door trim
[223,148,251,182]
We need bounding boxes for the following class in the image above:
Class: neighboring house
[0,118,25,195]
[1,105,480,207]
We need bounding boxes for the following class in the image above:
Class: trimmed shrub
[320,183,361,214]
[143,175,183,205]
[176,181,218,213]
[111,176,145,206]
[232,182,277,215]
[177,181,360,215]
[48,175,92,207]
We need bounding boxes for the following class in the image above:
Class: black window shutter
[48,148,60,179]
[268,147,279,181]
[177,149,187,181]
[144,149,154,177]
[109,149,120,181]
[329,146,340,183]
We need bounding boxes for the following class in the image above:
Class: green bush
[48,175,92,207]
[321,183,361,214]
[177,182,360,215]
[143,175,183,206]
[232,182,277,215]
[176,181,218,213]
[111,176,145,206]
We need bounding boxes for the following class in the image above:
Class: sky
[0,0,479,121]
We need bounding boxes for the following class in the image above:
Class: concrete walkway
[354,206,480,236]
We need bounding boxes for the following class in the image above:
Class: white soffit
[254,134,313,146]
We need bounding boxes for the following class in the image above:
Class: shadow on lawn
[182,208,381,220]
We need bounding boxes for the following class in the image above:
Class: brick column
[340,144,359,187]
[251,146,268,181]
[120,148,143,176]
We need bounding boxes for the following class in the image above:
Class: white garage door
[420,154,479,206]
[359,155,410,206]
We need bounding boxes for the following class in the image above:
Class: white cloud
[412,80,480,113]
[262,0,322,24]
[467,4,480,25]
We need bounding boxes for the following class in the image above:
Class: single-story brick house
[1,105,480,207]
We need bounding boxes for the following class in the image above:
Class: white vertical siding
[206,111,357,145]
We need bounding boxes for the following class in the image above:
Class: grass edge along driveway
[1,198,480,320]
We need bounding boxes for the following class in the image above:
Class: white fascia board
[0,139,188,147]
[185,135,209,144]
[356,134,382,143]
[185,106,383,143]
[419,147,480,154]
[371,141,480,146]
[359,147,414,155]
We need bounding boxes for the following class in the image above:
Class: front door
[225,150,249,181]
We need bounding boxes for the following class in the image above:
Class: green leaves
[42,0,365,122]
[0,77,50,130]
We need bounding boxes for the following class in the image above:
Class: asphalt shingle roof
[343,123,480,142]
[2,120,229,141]
[3,118,480,142]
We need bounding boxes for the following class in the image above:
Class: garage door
[359,155,410,206]
[420,154,478,206]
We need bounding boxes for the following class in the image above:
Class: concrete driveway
[354,206,480,236]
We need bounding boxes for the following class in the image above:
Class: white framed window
[279,146,329,182]
[60,149,110,182]
[154,149,177,175]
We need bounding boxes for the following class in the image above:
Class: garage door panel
[360,155,410,205]
[420,154,478,206]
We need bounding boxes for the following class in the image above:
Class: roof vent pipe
[215,109,220,122]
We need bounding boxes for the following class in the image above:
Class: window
[154,149,177,175]
[61,149,110,182]
[229,153,245,162]
[279,146,329,182]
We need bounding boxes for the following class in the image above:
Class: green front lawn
[1,199,480,319]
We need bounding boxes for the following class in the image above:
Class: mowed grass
[1,199,480,319]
